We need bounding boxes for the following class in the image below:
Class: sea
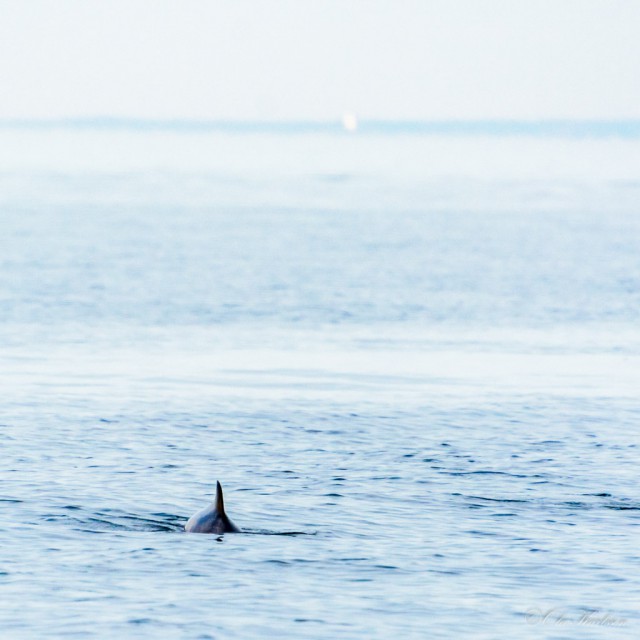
[1,120,639,639]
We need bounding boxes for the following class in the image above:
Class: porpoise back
[185,481,241,534]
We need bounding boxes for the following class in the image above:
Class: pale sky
[0,0,638,121]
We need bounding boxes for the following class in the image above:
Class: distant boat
[342,112,358,132]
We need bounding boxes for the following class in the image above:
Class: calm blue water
[1,125,640,638]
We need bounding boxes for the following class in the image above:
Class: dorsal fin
[215,480,226,514]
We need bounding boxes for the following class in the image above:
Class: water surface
[1,126,639,638]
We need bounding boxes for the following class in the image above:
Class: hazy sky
[1,0,638,120]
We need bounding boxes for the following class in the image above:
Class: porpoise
[185,481,241,534]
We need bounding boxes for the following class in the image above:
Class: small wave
[242,529,317,536]
[457,494,529,503]
[43,509,186,533]
[446,471,533,478]
[43,509,314,535]
[604,504,640,511]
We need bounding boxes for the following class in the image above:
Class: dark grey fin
[184,480,241,534]
[216,480,226,515]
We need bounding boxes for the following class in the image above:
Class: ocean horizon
[1,116,640,138]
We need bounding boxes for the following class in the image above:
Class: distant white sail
[342,112,358,132]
